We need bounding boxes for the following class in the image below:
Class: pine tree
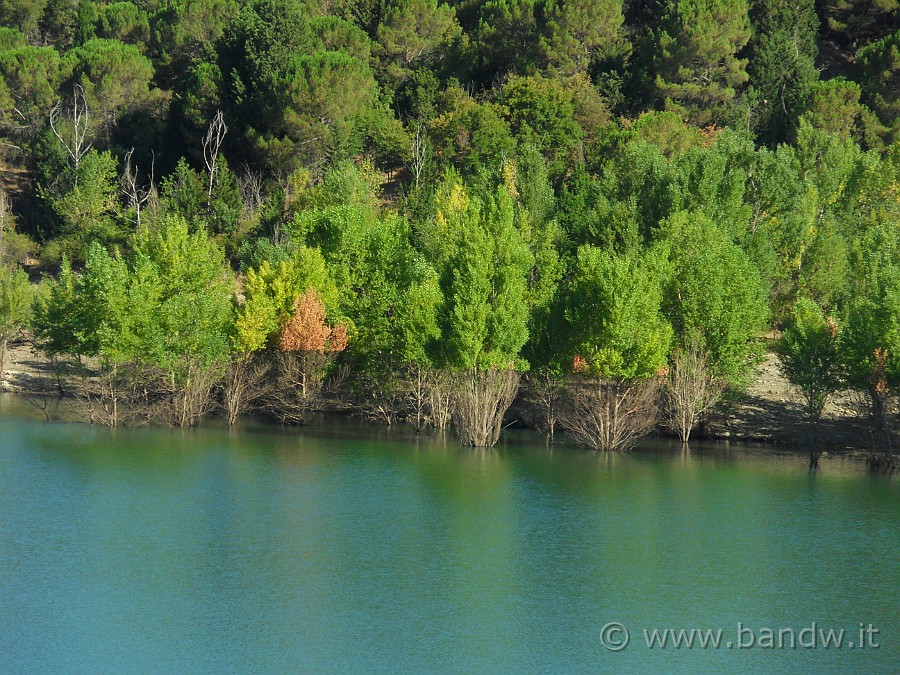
[652,0,752,126]
[745,0,820,145]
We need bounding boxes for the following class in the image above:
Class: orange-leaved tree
[272,288,349,422]
[278,288,348,353]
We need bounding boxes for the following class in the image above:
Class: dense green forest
[0,0,897,454]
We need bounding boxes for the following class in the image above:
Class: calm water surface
[0,396,897,673]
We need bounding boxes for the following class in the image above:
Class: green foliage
[34,216,233,380]
[0,265,31,347]
[322,209,440,368]
[62,38,159,140]
[661,210,768,386]
[312,16,372,62]
[353,107,412,172]
[818,0,899,46]
[262,50,377,169]
[129,216,233,375]
[242,245,338,324]
[800,79,870,146]
[160,158,205,228]
[565,244,672,378]
[40,149,122,261]
[777,297,842,421]
[216,0,384,172]
[498,74,583,177]
[0,28,28,51]
[627,111,706,156]
[37,0,85,48]
[1,0,897,436]
[474,0,540,79]
[0,45,62,141]
[150,0,239,82]
[652,0,752,125]
[509,145,563,312]
[73,242,136,365]
[429,181,533,370]
[0,0,49,37]
[856,30,900,145]
[745,0,819,145]
[563,131,753,252]
[96,2,150,47]
[429,87,516,175]
[284,162,442,369]
[841,224,900,394]
[669,130,753,240]
[160,156,242,237]
[540,0,624,76]
[563,140,673,252]
[32,258,83,357]
[375,0,459,85]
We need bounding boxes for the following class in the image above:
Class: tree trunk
[452,368,520,447]
[0,337,7,381]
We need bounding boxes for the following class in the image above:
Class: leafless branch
[562,376,661,452]
[202,110,227,225]
[50,84,92,174]
[120,148,155,228]
[452,367,520,447]
[664,345,725,443]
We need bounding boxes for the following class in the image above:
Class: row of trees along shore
[0,0,896,465]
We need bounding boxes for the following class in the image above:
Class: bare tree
[409,122,429,190]
[523,371,566,443]
[268,351,332,424]
[664,345,725,443]
[562,377,661,452]
[50,84,92,175]
[355,369,403,426]
[394,364,455,432]
[222,353,270,425]
[452,368,520,447]
[25,394,63,422]
[239,161,265,220]
[120,148,155,228]
[402,364,430,432]
[202,110,227,225]
[159,360,224,428]
[428,368,454,430]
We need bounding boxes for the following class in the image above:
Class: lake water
[0,396,897,673]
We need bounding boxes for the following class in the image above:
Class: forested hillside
[0,0,897,454]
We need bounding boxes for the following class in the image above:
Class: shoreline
[0,338,891,457]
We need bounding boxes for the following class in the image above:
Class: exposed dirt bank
[703,352,878,453]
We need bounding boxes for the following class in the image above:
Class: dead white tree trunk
[410,122,429,190]
[50,84,92,178]
[202,110,227,226]
[120,148,155,228]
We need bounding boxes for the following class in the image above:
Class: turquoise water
[0,400,897,673]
